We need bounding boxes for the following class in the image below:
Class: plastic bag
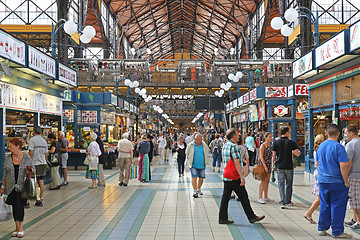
[21,173,36,200]
[0,195,12,221]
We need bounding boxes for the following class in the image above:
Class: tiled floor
[0,155,359,240]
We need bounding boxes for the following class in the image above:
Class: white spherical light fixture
[133,81,139,88]
[236,71,243,78]
[233,76,240,82]
[220,83,225,89]
[281,24,293,37]
[285,8,298,22]
[146,48,152,55]
[228,73,235,80]
[80,34,91,44]
[135,87,141,94]
[64,21,77,35]
[82,26,96,39]
[270,17,284,30]
[219,89,224,95]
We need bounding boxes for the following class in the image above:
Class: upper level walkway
[0,155,359,240]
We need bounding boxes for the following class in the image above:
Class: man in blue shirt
[185,133,210,198]
[317,124,351,238]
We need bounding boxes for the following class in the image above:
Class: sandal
[12,232,17,237]
[304,215,316,224]
[17,231,24,238]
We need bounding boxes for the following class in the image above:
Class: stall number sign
[243,93,250,103]
[274,105,288,117]
[250,88,257,101]
[315,31,345,68]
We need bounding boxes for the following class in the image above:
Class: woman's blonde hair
[314,134,326,151]
[141,134,147,140]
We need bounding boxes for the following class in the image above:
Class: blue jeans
[212,153,221,167]
[276,169,294,205]
[318,182,349,237]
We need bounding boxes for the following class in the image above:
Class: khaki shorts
[35,164,47,177]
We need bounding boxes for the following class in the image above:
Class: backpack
[213,140,220,154]
[255,134,261,148]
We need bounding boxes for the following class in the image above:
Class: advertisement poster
[292,51,313,78]
[29,46,56,78]
[63,109,74,122]
[350,20,360,52]
[118,98,124,108]
[315,31,345,68]
[296,97,309,118]
[258,100,266,121]
[240,112,247,122]
[0,29,25,66]
[249,104,258,122]
[59,63,77,87]
[124,101,129,110]
[130,104,134,113]
[266,87,287,98]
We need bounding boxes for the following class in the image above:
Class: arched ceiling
[97,0,260,61]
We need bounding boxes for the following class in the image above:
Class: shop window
[336,75,360,103]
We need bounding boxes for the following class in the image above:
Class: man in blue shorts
[186,133,210,198]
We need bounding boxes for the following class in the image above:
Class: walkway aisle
[0,155,359,240]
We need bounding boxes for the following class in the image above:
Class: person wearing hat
[117,132,133,186]
[86,132,102,189]
[28,126,48,207]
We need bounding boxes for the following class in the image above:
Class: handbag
[20,173,36,200]
[253,164,267,181]
[0,195,12,221]
[172,152,178,161]
[83,155,90,165]
[223,158,240,180]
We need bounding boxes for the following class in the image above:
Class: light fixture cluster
[63,21,96,44]
[162,113,174,125]
[153,105,173,124]
[153,105,164,114]
[124,79,139,88]
[215,82,231,97]
[228,71,243,82]
[192,112,204,123]
[270,8,298,37]
[130,48,152,55]
[214,47,235,56]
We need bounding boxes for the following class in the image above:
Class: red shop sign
[340,107,360,121]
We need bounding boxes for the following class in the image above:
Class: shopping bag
[223,158,240,180]
[131,165,138,179]
[21,173,36,200]
[35,175,41,201]
[0,196,12,221]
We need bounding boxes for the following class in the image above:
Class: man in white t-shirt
[117,132,133,186]
[157,132,166,161]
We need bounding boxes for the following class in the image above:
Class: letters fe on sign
[295,84,308,96]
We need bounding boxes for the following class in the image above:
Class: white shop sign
[288,85,294,97]
[315,31,345,68]
[293,51,313,78]
[0,29,25,66]
[238,96,243,106]
[350,20,360,52]
[59,63,77,87]
[111,94,117,106]
[29,45,56,78]
[2,83,62,115]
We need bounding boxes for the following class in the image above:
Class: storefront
[294,24,360,178]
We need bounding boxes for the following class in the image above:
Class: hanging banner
[266,87,287,98]
[29,46,56,78]
[315,31,346,68]
[59,63,77,87]
[0,29,25,66]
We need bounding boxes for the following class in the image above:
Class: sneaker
[197,189,203,195]
[193,191,198,198]
[258,198,266,204]
[333,233,352,239]
[319,230,327,236]
[345,219,356,227]
[123,183,128,187]
[249,215,265,223]
[286,201,295,206]
[218,220,234,224]
[35,201,43,207]
[119,182,123,186]
[264,198,274,202]
[280,204,286,209]
[350,222,360,230]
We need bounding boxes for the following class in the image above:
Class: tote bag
[223,158,240,180]
[21,173,36,200]
[0,196,12,221]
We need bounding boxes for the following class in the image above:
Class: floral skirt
[86,165,99,180]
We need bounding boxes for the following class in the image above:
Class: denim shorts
[190,168,205,179]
